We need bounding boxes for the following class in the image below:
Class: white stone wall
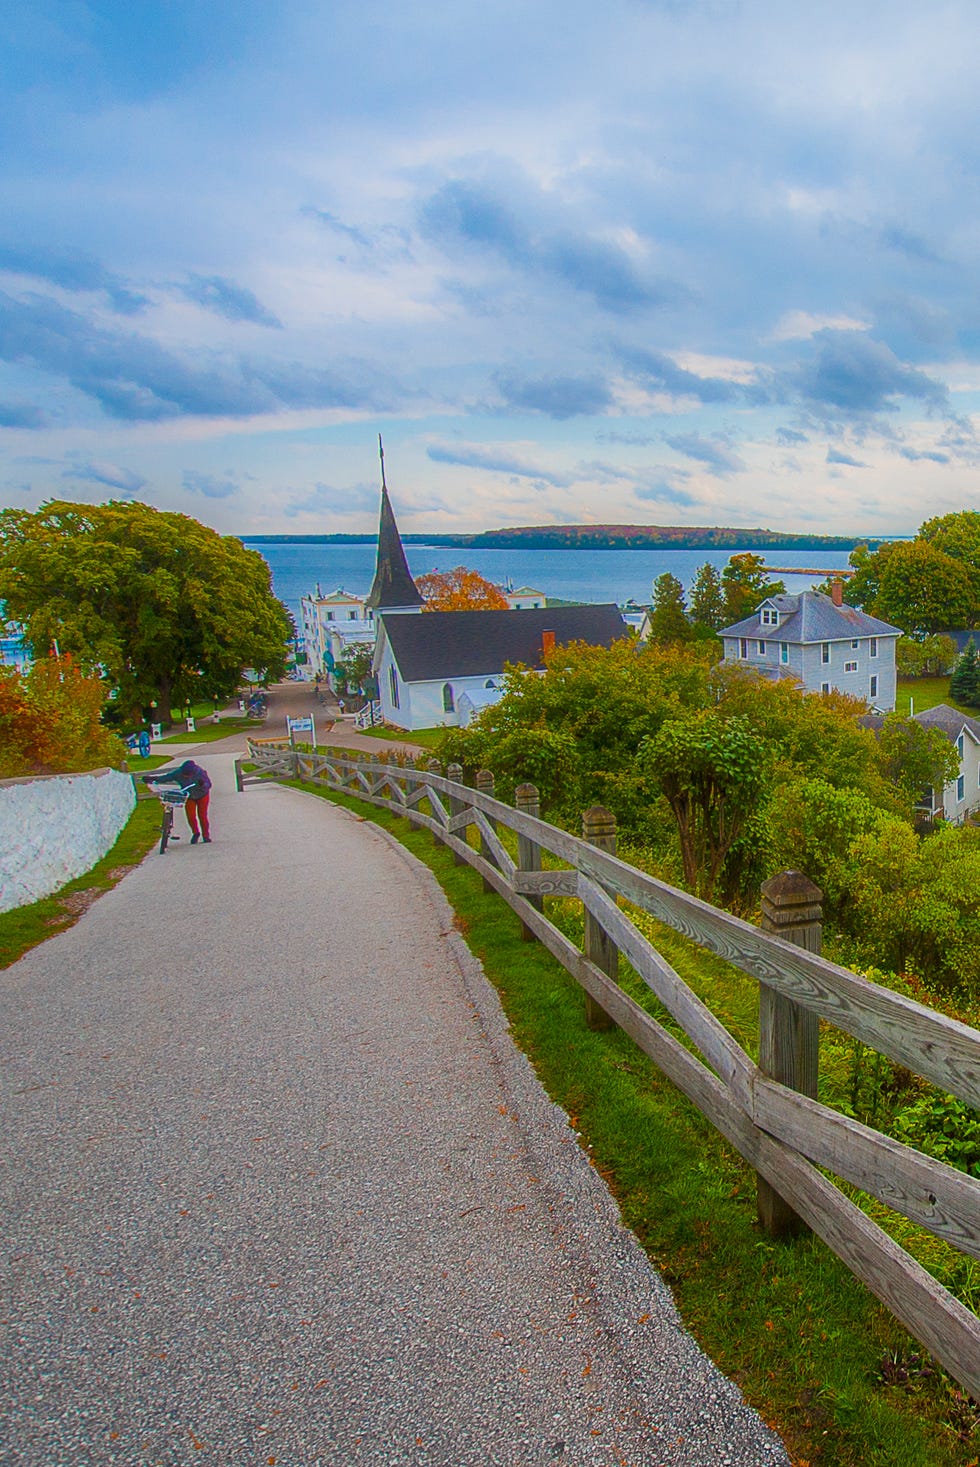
[0,768,136,913]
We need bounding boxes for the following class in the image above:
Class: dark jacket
[148,760,212,800]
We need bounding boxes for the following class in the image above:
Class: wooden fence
[241,742,980,1399]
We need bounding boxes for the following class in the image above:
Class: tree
[689,562,726,631]
[417,566,508,611]
[0,655,126,778]
[875,714,960,817]
[950,638,980,708]
[0,501,291,725]
[918,510,980,570]
[646,572,691,642]
[721,553,785,625]
[334,644,374,695]
[869,540,979,634]
[638,710,772,900]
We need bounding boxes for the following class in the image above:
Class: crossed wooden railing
[241,741,980,1398]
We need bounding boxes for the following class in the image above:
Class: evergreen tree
[689,562,726,631]
[950,637,980,708]
[647,572,691,642]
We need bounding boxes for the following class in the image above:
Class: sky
[3,1,980,538]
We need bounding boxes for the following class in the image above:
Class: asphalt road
[0,750,789,1466]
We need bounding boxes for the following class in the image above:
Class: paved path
[0,754,789,1466]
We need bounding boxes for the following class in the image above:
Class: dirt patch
[57,888,104,917]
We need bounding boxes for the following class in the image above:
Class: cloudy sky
[3,1,980,537]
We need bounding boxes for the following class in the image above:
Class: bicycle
[149,784,194,854]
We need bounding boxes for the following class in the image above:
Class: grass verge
[156,716,257,744]
[0,797,160,970]
[896,676,973,716]
[282,773,980,1467]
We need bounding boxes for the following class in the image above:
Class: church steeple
[366,437,424,613]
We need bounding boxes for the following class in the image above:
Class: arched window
[388,664,399,709]
[442,682,455,712]
[485,678,498,689]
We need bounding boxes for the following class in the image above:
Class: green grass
[896,676,974,717]
[156,716,257,744]
[0,797,161,970]
[348,722,440,749]
[278,772,980,1466]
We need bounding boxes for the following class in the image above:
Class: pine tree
[647,572,691,643]
[689,562,726,631]
[950,637,980,708]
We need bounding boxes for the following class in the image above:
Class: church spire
[366,436,424,612]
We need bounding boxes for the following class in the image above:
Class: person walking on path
[143,757,212,842]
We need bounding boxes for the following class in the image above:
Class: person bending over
[144,759,213,844]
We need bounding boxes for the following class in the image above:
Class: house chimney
[541,629,556,660]
[831,577,844,607]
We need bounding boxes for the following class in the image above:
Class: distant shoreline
[242,526,888,551]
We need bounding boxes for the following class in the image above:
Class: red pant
[185,793,211,838]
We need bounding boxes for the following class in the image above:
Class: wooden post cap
[582,805,617,841]
[476,769,494,790]
[515,783,539,809]
[447,762,463,780]
[760,869,823,906]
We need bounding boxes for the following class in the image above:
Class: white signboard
[287,714,316,746]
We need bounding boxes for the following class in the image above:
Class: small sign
[287,714,316,747]
[151,723,163,741]
[186,716,196,733]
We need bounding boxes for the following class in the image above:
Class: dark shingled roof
[381,604,630,681]
[721,591,901,642]
[912,703,980,744]
[366,484,423,610]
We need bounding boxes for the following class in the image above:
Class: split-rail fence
[241,741,980,1400]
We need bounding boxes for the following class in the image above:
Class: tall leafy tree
[638,710,772,900]
[720,553,784,625]
[689,562,726,631]
[416,567,508,610]
[646,572,691,642]
[0,500,291,724]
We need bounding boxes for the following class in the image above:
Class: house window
[485,679,498,689]
[757,640,766,655]
[388,664,399,709]
[844,660,858,673]
[325,611,334,621]
[348,610,357,620]
[957,774,965,802]
[740,638,748,658]
[870,637,878,657]
[870,675,878,699]
[957,733,965,759]
[780,644,788,665]
[820,682,830,694]
[442,682,455,712]
[851,639,860,649]
[761,607,779,626]
[821,643,830,664]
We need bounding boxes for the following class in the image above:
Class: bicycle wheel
[159,805,174,854]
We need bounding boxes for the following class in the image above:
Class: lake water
[243,540,856,625]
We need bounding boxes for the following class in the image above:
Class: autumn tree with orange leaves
[417,566,508,611]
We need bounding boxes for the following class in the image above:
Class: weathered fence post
[515,783,543,941]
[426,760,444,845]
[446,762,467,866]
[757,869,823,1237]
[234,757,244,793]
[582,806,618,1031]
[476,769,496,892]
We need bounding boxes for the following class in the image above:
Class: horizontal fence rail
[244,741,980,1400]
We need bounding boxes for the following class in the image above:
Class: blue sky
[3,0,980,536]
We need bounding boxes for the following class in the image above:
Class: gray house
[911,705,980,825]
[720,586,902,711]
